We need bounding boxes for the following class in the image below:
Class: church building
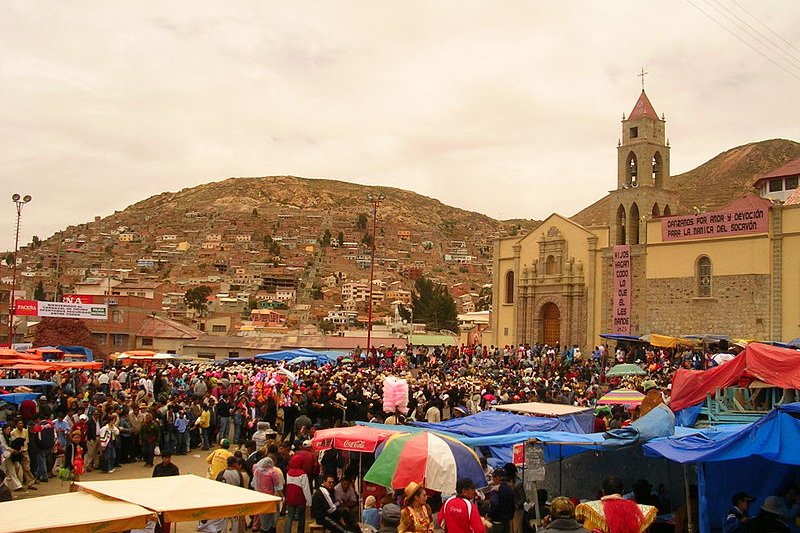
[492,90,800,349]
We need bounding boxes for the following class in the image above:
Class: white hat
[762,495,783,515]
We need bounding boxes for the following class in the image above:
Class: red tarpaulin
[312,425,400,453]
[670,343,800,411]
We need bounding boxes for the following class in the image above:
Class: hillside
[24,176,524,316]
[571,139,800,227]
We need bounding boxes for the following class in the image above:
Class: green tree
[31,235,42,249]
[184,285,213,316]
[361,233,373,246]
[410,277,459,333]
[319,319,336,334]
[321,229,331,247]
[311,284,324,300]
[356,213,368,230]
[33,281,46,301]
[477,285,493,311]
[3,253,13,266]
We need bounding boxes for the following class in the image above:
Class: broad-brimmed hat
[404,481,423,499]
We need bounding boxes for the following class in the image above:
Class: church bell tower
[617,90,670,190]
[609,88,679,246]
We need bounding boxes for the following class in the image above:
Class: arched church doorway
[540,303,561,346]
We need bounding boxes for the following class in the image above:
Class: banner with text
[661,204,769,241]
[62,294,100,305]
[612,245,631,335]
[14,300,108,320]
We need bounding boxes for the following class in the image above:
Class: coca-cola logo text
[341,440,367,450]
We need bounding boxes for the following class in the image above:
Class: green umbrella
[606,363,647,377]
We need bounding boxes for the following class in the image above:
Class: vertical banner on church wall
[612,245,631,335]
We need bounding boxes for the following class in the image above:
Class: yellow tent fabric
[0,491,154,533]
[77,473,281,522]
[647,334,698,348]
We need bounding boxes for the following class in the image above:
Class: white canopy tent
[76,474,281,522]
[0,491,155,533]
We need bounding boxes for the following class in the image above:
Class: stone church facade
[492,90,800,349]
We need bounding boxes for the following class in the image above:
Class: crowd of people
[0,339,777,533]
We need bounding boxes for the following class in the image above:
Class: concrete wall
[781,205,800,341]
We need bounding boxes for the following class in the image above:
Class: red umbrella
[311,425,400,453]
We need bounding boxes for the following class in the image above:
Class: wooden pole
[684,464,694,533]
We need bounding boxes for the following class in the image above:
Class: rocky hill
[571,139,800,227]
[12,138,800,311]
[23,177,525,312]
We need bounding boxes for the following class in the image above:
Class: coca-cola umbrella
[364,430,487,495]
[311,425,400,453]
[312,425,403,515]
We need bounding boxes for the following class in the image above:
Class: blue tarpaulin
[0,379,55,387]
[414,409,589,436]
[0,392,40,404]
[599,333,645,342]
[254,348,343,366]
[643,403,800,533]
[57,345,94,362]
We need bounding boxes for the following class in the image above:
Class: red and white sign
[661,202,769,241]
[512,442,525,467]
[14,299,108,320]
[612,245,631,335]
[62,294,99,304]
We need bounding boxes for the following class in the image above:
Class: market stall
[76,474,281,522]
[0,491,154,533]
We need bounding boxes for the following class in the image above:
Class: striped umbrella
[597,388,646,406]
[363,431,487,494]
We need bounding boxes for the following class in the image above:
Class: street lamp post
[365,192,385,355]
[7,194,32,346]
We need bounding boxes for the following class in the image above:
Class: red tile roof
[785,188,800,206]
[752,156,800,186]
[629,90,659,121]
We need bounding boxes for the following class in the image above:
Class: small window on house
[696,256,712,298]
[111,310,123,323]
[141,337,153,347]
[228,351,239,358]
[212,324,227,333]
[769,179,783,192]
[786,176,798,190]
[630,127,638,138]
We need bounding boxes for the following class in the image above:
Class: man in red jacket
[439,479,486,533]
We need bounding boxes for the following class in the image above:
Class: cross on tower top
[638,67,648,91]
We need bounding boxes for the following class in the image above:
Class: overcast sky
[2,1,799,251]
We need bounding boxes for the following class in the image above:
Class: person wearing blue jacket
[724,492,755,533]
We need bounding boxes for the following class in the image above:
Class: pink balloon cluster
[382,375,409,415]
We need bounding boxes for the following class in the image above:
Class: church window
[769,179,783,192]
[630,127,638,139]
[786,176,798,190]
[626,153,638,187]
[504,271,515,304]
[545,255,558,275]
[696,256,712,298]
[652,203,661,218]
[629,203,640,244]
[663,205,672,216]
[652,152,664,188]
[616,205,627,245]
